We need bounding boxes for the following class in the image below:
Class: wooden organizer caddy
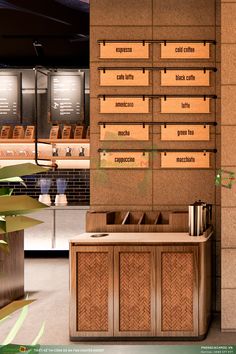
[86,210,188,233]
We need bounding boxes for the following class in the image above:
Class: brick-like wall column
[221,0,236,332]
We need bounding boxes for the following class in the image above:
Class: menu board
[0,73,21,122]
[100,151,149,169]
[100,69,150,86]
[48,72,84,123]
[160,43,210,59]
[160,70,210,87]
[100,42,150,59]
[100,124,149,141]
[161,152,210,168]
[160,97,210,114]
[161,125,210,141]
[100,97,150,114]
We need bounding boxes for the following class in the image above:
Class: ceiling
[0,0,89,68]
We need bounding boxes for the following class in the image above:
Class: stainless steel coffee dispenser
[189,200,212,236]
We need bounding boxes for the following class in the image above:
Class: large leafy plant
[0,163,49,252]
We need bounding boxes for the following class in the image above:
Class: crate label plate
[100,124,149,141]
[100,69,150,86]
[100,97,150,114]
[100,152,149,168]
[160,97,210,114]
[161,152,210,168]
[161,125,210,141]
[160,43,210,59]
[100,42,150,59]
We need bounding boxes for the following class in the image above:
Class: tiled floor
[0,258,235,346]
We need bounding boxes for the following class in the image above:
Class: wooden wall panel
[90,170,152,206]
[153,170,215,205]
[90,0,219,312]
[153,0,215,26]
[90,0,152,26]
[222,0,236,330]
[0,231,24,308]
[114,246,155,336]
[70,245,113,337]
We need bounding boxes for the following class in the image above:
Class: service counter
[69,227,212,340]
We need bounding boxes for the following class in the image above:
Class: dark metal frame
[98,121,217,126]
[98,66,217,72]
[98,94,217,99]
[97,39,216,44]
[98,148,217,153]
[34,66,54,168]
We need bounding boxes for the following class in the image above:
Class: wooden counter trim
[0,231,24,309]
[70,229,213,245]
[198,240,212,336]
[70,235,212,340]
[114,246,156,337]
[156,245,199,337]
[69,245,114,338]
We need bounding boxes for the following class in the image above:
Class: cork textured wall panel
[90,0,220,312]
[153,0,215,26]
[221,0,236,331]
[153,170,216,205]
[221,86,236,124]
[90,0,152,26]
[221,3,236,43]
[90,170,152,206]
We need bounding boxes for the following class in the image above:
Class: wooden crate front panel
[114,246,155,336]
[99,42,150,59]
[70,246,113,337]
[156,246,198,337]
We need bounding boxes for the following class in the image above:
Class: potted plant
[0,163,48,308]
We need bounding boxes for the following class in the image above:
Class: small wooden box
[62,125,72,139]
[86,126,90,139]
[0,126,13,139]
[49,125,60,140]
[12,126,25,139]
[24,126,35,140]
[74,125,85,139]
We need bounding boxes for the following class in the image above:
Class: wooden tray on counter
[86,210,189,233]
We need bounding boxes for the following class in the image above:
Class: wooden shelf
[51,156,90,160]
[0,139,90,144]
[0,157,35,160]
[0,139,35,143]
[0,156,90,160]
[40,139,90,144]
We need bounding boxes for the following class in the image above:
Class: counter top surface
[47,205,89,210]
[70,229,212,244]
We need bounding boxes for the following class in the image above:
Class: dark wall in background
[1,169,90,205]
[0,69,90,134]
[0,69,91,205]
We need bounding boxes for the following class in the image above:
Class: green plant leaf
[1,302,29,345]
[0,216,43,234]
[0,195,47,216]
[0,188,13,196]
[0,300,35,321]
[31,322,45,345]
[0,163,48,181]
[0,220,6,233]
[0,316,10,326]
[0,177,26,187]
[0,239,9,253]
